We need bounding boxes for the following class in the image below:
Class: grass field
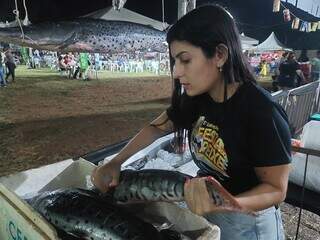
[0,65,171,176]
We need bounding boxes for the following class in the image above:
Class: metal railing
[313,83,320,113]
[271,81,320,136]
[285,81,320,135]
[271,90,288,109]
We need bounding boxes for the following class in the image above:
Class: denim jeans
[0,66,6,86]
[205,206,285,240]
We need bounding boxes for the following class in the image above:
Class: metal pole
[294,153,309,240]
[178,0,197,20]
[177,0,187,20]
[186,0,196,13]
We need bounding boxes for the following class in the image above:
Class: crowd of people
[56,52,170,80]
[275,50,320,90]
[2,44,320,91]
[15,48,170,80]
[249,50,320,91]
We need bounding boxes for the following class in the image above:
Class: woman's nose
[173,64,183,79]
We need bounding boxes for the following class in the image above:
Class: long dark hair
[165,4,256,152]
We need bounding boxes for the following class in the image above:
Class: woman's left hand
[184,177,216,216]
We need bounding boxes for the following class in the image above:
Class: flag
[307,22,311,32]
[292,17,300,29]
[299,21,307,32]
[273,0,280,12]
[311,22,318,32]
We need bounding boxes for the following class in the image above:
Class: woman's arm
[112,111,173,165]
[91,111,174,192]
[183,163,290,215]
[235,164,290,211]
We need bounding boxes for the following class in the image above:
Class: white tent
[83,7,169,31]
[240,33,259,50]
[254,32,292,52]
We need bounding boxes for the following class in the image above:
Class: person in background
[92,5,291,240]
[278,52,305,90]
[297,49,311,83]
[58,54,67,75]
[0,49,7,87]
[34,54,41,68]
[259,59,268,76]
[279,52,288,65]
[311,50,320,81]
[4,48,16,83]
[79,52,90,80]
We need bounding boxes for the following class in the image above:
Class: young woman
[91,5,291,240]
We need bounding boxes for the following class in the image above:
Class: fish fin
[204,176,255,215]
[57,31,77,52]
[56,228,84,240]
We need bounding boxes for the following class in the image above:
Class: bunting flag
[273,1,320,33]
[306,22,311,32]
[291,17,300,29]
[273,0,281,12]
[283,9,291,22]
[299,21,308,32]
[311,22,318,32]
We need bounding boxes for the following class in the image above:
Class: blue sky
[283,0,320,17]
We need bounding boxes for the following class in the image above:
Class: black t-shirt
[167,82,292,195]
[279,60,299,76]
[278,60,300,87]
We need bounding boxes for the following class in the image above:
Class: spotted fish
[112,169,243,213]
[26,188,177,240]
[0,19,167,53]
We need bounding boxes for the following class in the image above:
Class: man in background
[311,50,320,81]
[4,48,16,83]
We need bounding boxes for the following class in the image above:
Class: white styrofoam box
[0,159,74,197]
[290,121,320,193]
[0,159,220,240]
[289,153,320,193]
[102,134,174,167]
[300,120,320,149]
[39,158,96,193]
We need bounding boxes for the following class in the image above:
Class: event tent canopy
[254,32,292,52]
[83,7,169,31]
[240,33,259,50]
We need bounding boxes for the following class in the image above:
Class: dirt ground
[0,67,319,239]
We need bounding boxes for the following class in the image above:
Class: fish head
[0,21,81,52]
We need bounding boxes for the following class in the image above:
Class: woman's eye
[181,59,190,64]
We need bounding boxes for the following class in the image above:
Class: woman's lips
[181,83,191,90]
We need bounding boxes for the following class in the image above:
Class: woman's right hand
[91,161,121,193]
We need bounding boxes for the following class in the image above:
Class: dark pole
[295,0,298,7]
[316,5,319,16]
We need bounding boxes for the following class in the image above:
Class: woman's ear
[215,43,228,68]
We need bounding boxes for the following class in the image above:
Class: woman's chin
[184,89,202,97]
